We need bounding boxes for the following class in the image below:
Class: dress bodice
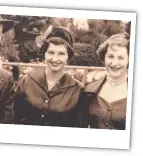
[89,95,127,130]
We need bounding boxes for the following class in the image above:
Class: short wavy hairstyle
[96,33,130,64]
[40,26,74,61]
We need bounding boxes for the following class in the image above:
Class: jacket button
[105,122,109,126]
[45,99,49,104]
[41,114,44,118]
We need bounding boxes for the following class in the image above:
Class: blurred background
[0,14,131,82]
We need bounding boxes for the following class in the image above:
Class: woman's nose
[52,54,59,61]
[110,59,118,66]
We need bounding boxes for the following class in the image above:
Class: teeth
[51,63,59,66]
[111,67,120,71]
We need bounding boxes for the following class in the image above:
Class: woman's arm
[76,92,92,128]
[66,69,107,85]
[0,74,15,124]
[14,75,29,124]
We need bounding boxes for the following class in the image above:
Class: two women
[14,25,130,130]
[14,26,83,127]
[81,33,129,130]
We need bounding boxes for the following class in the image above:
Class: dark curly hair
[40,26,74,61]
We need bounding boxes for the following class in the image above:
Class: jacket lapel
[28,68,49,94]
[28,69,77,94]
[84,76,106,94]
[50,74,77,93]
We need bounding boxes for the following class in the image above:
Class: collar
[84,74,128,94]
[28,68,77,93]
[84,75,107,93]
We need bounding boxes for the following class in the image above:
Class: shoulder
[84,76,106,93]
[63,73,84,89]
[0,68,12,78]
[0,68,14,93]
[0,68,13,83]
[21,68,44,83]
[28,68,44,77]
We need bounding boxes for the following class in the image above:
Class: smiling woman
[45,42,68,73]
[14,26,84,127]
[105,46,128,80]
[79,33,130,130]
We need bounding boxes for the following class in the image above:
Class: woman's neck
[106,72,127,86]
[98,72,128,102]
[45,67,64,82]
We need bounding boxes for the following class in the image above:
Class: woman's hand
[86,70,107,84]
[65,69,107,87]
[64,69,85,88]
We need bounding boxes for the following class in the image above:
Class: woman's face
[105,46,129,79]
[45,43,68,72]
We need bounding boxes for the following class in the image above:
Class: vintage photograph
[0,6,136,149]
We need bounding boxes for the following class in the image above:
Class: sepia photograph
[0,6,136,149]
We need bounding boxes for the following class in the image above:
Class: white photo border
[0,5,136,150]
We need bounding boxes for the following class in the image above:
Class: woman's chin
[46,64,63,72]
[108,72,121,79]
[50,68,61,72]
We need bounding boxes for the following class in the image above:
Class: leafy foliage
[0,15,130,67]
[70,43,102,66]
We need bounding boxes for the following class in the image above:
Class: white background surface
[0,6,136,150]
[0,0,142,155]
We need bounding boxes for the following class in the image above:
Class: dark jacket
[79,76,127,130]
[14,69,83,127]
[0,68,15,124]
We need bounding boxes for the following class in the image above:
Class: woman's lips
[110,67,121,72]
[50,62,61,67]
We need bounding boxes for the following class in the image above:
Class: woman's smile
[110,66,121,72]
[45,43,68,72]
[105,46,128,79]
[50,62,61,67]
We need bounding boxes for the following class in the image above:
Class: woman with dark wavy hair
[14,26,83,127]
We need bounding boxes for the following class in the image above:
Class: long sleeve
[14,75,29,124]
[76,92,90,128]
[0,74,15,124]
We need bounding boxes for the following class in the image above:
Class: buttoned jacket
[14,69,83,127]
[79,76,127,130]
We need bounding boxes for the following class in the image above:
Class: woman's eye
[59,52,65,55]
[47,51,54,54]
[107,55,114,59]
[118,56,124,60]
